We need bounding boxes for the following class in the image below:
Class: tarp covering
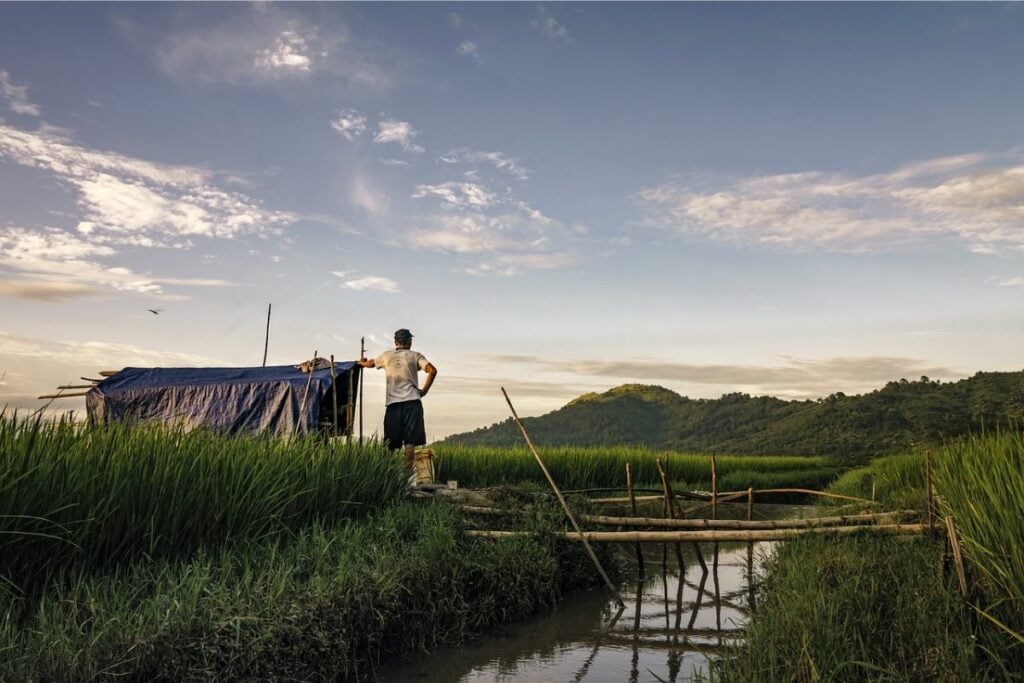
[86,363,360,436]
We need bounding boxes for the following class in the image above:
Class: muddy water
[382,504,811,682]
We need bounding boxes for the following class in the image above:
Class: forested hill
[443,372,1024,460]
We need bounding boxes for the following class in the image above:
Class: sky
[1,2,1023,439]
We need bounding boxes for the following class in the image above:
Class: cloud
[0,227,236,297]
[373,118,424,153]
[0,69,41,116]
[481,354,964,399]
[456,41,481,62]
[0,280,99,302]
[412,182,497,208]
[531,5,572,43]
[439,148,531,180]
[379,158,410,167]
[331,107,367,141]
[448,12,466,30]
[0,331,221,412]
[153,8,388,88]
[350,174,388,215]
[0,123,294,245]
[1000,277,1024,287]
[340,276,400,293]
[636,150,1024,253]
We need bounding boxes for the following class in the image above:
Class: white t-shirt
[374,349,429,406]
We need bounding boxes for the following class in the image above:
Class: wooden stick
[711,454,718,520]
[945,515,968,597]
[346,359,355,441]
[262,302,271,367]
[38,392,89,399]
[717,488,877,504]
[299,349,317,427]
[501,388,624,608]
[329,355,338,438]
[591,494,664,504]
[98,370,120,377]
[57,384,96,390]
[626,463,645,578]
[565,487,668,496]
[466,524,938,543]
[925,449,935,533]
[359,337,365,442]
[655,458,686,574]
[80,377,103,383]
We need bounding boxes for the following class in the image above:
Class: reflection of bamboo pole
[466,524,938,542]
[501,388,624,608]
[656,459,686,574]
[626,463,645,578]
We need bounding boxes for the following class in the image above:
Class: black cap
[394,328,414,341]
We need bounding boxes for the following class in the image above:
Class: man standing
[358,329,437,469]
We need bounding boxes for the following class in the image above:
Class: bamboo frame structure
[626,463,645,577]
[500,388,624,607]
[466,523,938,543]
[330,354,338,438]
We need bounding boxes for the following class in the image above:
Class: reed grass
[0,413,405,598]
[435,444,838,492]
[827,453,927,510]
[0,501,609,680]
[933,429,1024,668]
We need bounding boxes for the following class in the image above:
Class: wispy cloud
[456,40,481,62]
[152,8,388,88]
[373,118,424,153]
[0,227,236,297]
[637,150,1024,253]
[412,181,497,208]
[481,354,963,399]
[349,174,388,215]
[1000,276,1024,287]
[0,123,294,245]
[330,107,367,141]
[339,275,400,293]
[531,5,572,43]
[0,69,41,116]
[439,148,531,181]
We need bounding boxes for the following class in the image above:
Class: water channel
[382,503,810,682]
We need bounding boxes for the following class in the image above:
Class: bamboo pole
[711,454,718,520]
[329,355,338,438]
[262,302,272,367]
[80,377,103,383]
[925,449,935,533]
[346,359,355,442]
[299,349,317,426]
[359,337,365,442]
[57,384,97,390]
[590,487,859,506]
[626,463,645,578]
[458,507,915,529]
[711,453,719,583]
[945,515,968,597]
[500,388,624,608]
[98,370,120,377]
[655,459,686,574]
[466,524,938,543]
[717,488,877,504]
[38,392,89,399]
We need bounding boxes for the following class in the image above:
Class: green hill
[444,371,1024,460]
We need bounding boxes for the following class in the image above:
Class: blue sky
[1,2,1023,438]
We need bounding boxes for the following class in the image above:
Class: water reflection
[381,504,806,682]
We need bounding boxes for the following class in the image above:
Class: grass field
[434,444,841,493]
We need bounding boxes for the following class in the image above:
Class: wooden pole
[359,337,365,442]
[346,359,355,442]
[711,454,718,520]
[659,459,686,573]
[945,515,968,597]
[458,507,916,529]
[466,524,939,543]
[38,392,89,399]
[626,463,645,578]
[925,449,935,533]
[329,355,338,438]
[501,388,624,608]
[262,302,271,367]
[711,453,719,582]
[299,349,317,429]
[57,384,97,390]
[747,486,755,610]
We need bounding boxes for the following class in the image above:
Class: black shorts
[383,399,426,450]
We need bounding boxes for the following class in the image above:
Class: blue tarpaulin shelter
[86,363,360,436]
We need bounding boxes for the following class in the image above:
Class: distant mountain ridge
[443,372,1024,460]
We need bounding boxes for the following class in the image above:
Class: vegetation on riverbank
[723,430,1024,680]
[436,444,839,493]
[0,415,613,679]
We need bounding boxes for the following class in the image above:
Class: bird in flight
[147,309,163,315]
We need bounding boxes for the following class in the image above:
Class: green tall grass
[0,413,404,597]
[827,452,927,510]
[435,444,838,492]
[934,430,1024,664]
